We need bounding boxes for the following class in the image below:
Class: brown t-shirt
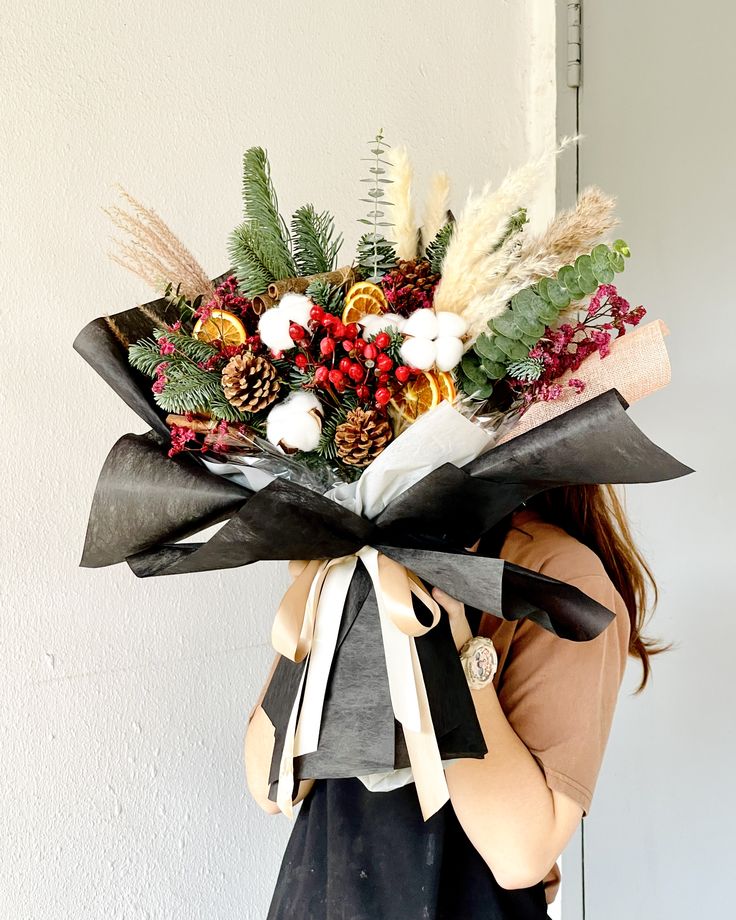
[479,508,631,903]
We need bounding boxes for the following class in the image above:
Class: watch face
[469,644,496,684]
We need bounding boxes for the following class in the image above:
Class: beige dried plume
[421,171,451,251]
[462,186,618,341]
[433,141,574,318]
[106,188,216,302]
[388,146,418,261]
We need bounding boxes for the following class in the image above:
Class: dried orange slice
[342,281,388,325]
[390,371,441,422]
[434,371,457,403]
[192,309,246,346]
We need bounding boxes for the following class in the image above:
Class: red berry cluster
[283,304,413,410]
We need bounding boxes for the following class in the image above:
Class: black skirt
[267,777,550,920]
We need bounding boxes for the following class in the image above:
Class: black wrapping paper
[74,300,693,788]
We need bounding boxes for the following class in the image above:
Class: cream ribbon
[271,546,450,821]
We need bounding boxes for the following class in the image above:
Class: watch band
[459,636,498,689]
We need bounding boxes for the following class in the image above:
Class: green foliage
[493,207,528,252]
[228,222,277,298]
[460,241,632,403]
[153,363,222,415]
[356,232,397,280]
[425,221,454,273]
[356,130,395,281]
[305,279,345,316]
[128,326,252,421]
[229,148,296,296]
[291,204,342,276]
[128,337,168,376]
[153,328,217,363]
[506,356,544,382]
[241,147,294,277]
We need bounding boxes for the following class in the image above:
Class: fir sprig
[305,279,345,316]
[128,337,168,376]
[229,148,296,296]
[241,147,294,277]
[426,222,454,274]
[228,223,274,297]
[291,204,342,276]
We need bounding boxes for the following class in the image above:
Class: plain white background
[0,2,557,917]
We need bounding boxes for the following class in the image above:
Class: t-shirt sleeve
[495,550,630,815]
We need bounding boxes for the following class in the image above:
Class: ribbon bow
[271,546,449,820]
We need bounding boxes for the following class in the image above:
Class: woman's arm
[244,656,315,815]
[432,587,583,891]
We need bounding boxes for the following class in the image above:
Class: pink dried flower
[158,336,175,356]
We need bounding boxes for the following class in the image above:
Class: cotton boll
[360,315,384,338]
[402,308,438,339]
[435,311,468,338]
[279,293,312,326]
[400,336,437,371]
[380,313,406,332]
[259,308,293,351]
[360,313,405,340]
[266,392,323,452]
[434,336,464,372]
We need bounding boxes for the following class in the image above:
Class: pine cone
[221,352,279,413]
[381,259,440,315]
[334,408,393,467]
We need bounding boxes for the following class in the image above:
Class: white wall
[0,2,556,917]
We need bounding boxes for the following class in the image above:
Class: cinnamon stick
[266,265,356,300]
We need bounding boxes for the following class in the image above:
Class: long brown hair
[528,484,668,692]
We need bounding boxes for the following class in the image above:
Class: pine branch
[128,337,167,376]
[240,147,295,280]
[291,204,343,276]
[228,222,275,297]
[493,207,529,253]
[154,365,223,415]
[152,328,217,363]
[305,279,345,316]
[426,222,455,274]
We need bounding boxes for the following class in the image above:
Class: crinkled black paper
[74,299,693,788]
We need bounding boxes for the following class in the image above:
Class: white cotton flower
[435,311,468,338]
[359,313,406,339]
[434,336,464,372]
[266,391,323,452]
[279,293,312,326]
[399,308,468,372]
[259,307,294,351]
[402,308,438,339]
[400,336,437,371]
[258,293,313,351]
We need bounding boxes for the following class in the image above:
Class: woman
[245,483,662,918]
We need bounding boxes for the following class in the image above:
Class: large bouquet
[76,134,691,819]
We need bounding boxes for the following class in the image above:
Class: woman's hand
[431,586,473,652]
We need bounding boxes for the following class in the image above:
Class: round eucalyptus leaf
[610,251,625,272]
[592,262,615,285]
[520,333,541,348]
[535,278,550,302]
[516,313,546,337]
[545,280,571,309]
[480,360,507,380]
[592,244,611,267]
[492,313,524,340]
[461,355,488,386]
[511,288,545,319]
[613,239,631,257]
